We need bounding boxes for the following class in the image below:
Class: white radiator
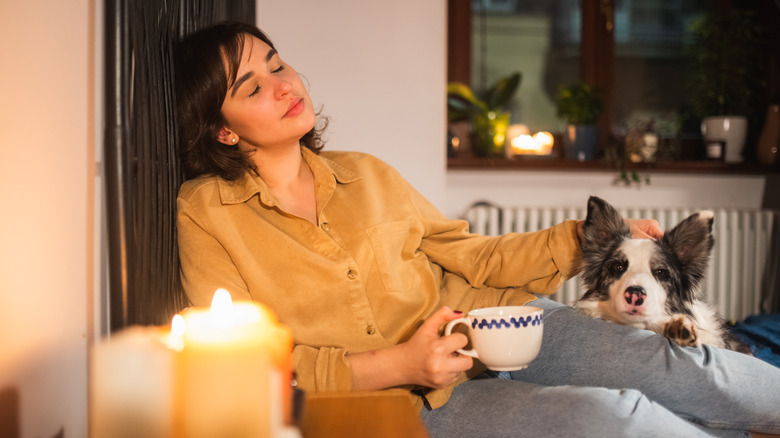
[463,202,778,322]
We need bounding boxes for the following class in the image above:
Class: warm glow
[210,289,234,329]
[507,124,530,138]
[534,131,554,147]
[512,134,538,151]
[509,129,554,156]
[171,314,185,336]
[167,314,185,351]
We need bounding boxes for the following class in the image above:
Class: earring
[231,137,238,144]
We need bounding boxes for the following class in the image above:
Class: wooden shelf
[447,155,780,175]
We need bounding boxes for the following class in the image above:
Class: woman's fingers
[442,331,469,352]
[627,218,664,239]
[419,306,463,336]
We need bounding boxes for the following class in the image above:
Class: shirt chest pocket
[366,220,424,293]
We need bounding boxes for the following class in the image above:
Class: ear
[662,210,714,271]
[582,196,630,245]
[216,127,238,146]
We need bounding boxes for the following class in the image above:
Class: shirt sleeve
[403,182,582,295]
[291,345,354,392]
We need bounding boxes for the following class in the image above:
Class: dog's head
[578,196,714,327]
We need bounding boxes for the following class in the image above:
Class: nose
[274,78,292,100]
[624,286,646,306]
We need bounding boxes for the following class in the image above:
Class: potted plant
[447,72,521,157]
[686,9,766,163]
[555,82,603,161]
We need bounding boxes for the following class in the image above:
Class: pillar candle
[177,289,293,438]
[90,326,174,438]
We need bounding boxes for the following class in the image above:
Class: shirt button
[321,222,330,231]
[347,269,357,280]
[366,324,376,335]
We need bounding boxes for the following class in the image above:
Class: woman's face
[219,35,316,152]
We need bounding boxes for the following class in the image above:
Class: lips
[284,98,304,118]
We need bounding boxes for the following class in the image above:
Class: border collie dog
[575,196,744,350]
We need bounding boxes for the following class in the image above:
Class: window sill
[447,155,780,175]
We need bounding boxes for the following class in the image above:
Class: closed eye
[272,65,285,73]
[249,85,260,97]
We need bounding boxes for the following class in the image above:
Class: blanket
[730,314,780,368]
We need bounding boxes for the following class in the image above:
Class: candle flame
[509,130,554,156]
[533,131,554,147]
[533,131,554,154]
[210,288,234,329]
[166,314,185,351]
[171,314,185,336]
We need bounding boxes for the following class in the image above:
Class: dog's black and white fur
[574,196,744,350]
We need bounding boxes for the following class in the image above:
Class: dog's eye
[653,268,670,281]
[608,261,626,274]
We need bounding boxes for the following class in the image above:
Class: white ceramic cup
[444,306,544,371]
[701,116,747,163]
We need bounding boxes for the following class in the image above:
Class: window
[448,0,778,165]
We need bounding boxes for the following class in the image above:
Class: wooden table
[299,391,429,438]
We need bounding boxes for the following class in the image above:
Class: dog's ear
[583,196,630,245]
[663,210,714,275]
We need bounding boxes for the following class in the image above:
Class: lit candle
[505,124,530,157]
[177,289,293,438]
[533,131,555,155]
[509,130,555,156]
[91,326,175,438]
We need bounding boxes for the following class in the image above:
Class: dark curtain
[104,0,255,329]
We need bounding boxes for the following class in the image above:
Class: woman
[174,21,780,437]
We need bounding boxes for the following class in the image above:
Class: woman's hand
[347,306,474,391]
[576,218,664,241]
[396,306,474,389]
[626,218,663,239]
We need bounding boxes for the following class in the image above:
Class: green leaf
[483,72,521,112]
[447,82,481,105]
[555,82,603,125]
[446,96,477,122]
[447,82,489,114]
[446,72,521,123]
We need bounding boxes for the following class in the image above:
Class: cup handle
[444,318,479,358]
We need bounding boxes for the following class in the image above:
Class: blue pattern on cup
[472,314,543,330]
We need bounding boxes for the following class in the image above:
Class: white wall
[446,170,768,219]
[0,1,94,437]
[255,0,448,209]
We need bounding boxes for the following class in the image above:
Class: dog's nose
[624,286,647,306]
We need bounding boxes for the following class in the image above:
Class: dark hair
[174,21,326,181]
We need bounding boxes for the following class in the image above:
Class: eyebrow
[229,48,279,98]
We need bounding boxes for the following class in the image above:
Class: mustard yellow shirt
[177,147,581,410]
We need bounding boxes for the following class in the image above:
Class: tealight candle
[177,289,293,438]
[533,131,554,155]
[506,125,554,156]
[511,134,539,155]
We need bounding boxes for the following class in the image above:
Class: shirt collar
[216,147,361,206]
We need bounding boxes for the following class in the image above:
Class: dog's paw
[663,315,700,347]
